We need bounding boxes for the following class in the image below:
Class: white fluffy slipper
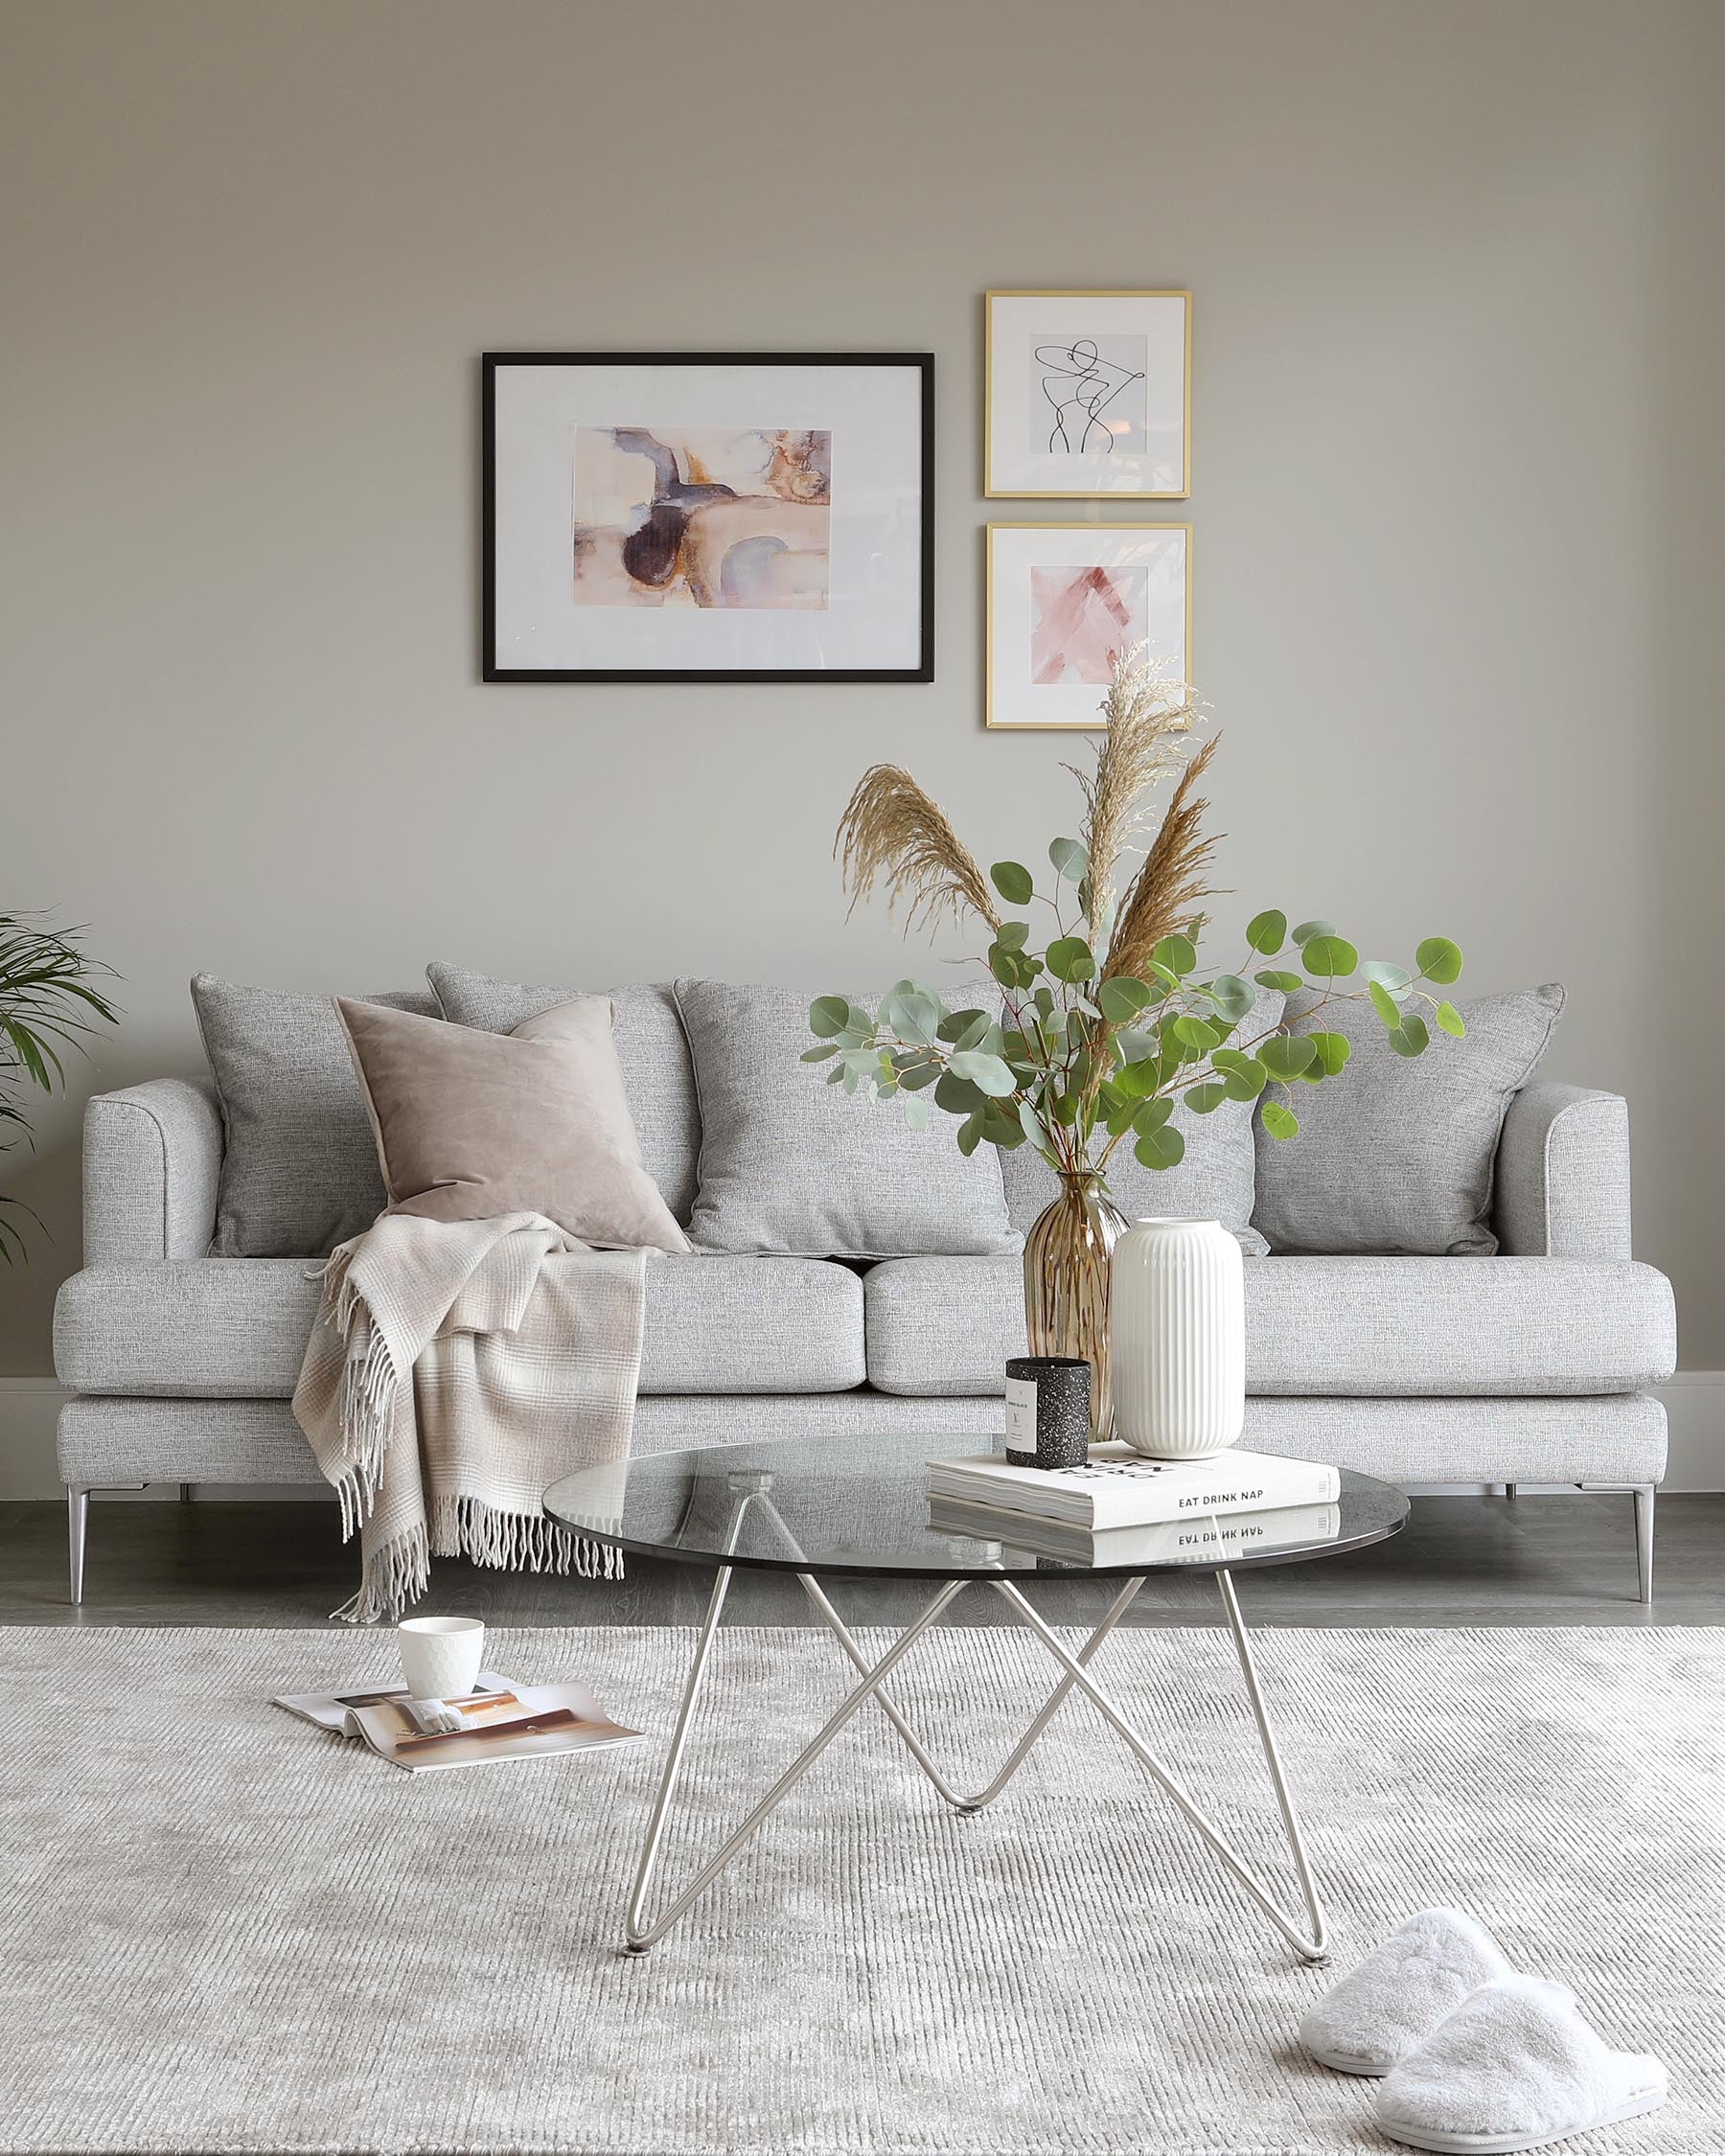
[1300,1907,1517,2076]
[1374,1975,1668,2153]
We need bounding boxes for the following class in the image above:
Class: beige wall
[3,0,1722,1408]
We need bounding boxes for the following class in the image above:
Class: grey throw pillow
[426,965,700,1227]
[193,974,439,1257]
[997,986,1284,1255]
[1252,983,1566,1256]
[673,979,1021,1259]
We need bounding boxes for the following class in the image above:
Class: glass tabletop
[543,1430,1407,1581]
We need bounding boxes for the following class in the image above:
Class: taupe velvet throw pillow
[336,996,692,1255]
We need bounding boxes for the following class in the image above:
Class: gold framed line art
[986,523,1191,731]
[984,290,1190,499]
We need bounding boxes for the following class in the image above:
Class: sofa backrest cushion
[426,964,700,1227]
[994,986,1282,1254]
[1252,982,1566,1256]
[336,995,692,1253]
[193,974,438,1257]
[673,979,1021,1259]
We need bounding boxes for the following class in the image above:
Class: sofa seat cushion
[862,1253,1677,1399]
[55,1255,866,1399]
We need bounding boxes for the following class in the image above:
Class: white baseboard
[2,1374,1721,1499]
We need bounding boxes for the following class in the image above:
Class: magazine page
[271,1672,517,1733]
[346,1682,644,1774]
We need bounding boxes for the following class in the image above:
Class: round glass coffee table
[545,1431,1406,1964]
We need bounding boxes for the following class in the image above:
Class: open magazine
[272,1672,643,1774]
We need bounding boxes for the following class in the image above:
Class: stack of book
[926,1442,1341,1568]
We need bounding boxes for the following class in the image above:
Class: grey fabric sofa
[54,996,1677,1605]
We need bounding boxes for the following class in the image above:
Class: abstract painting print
[485,353,931,681]
[574,427,831,609]
[989,523,1189,729]
[1029,564,1148,684]
[1028,336,1147,457]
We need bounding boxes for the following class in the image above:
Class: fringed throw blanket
[292,1210,644,1623]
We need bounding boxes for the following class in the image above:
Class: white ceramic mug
[397,1615,485,1701]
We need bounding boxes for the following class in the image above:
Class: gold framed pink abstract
[986,524,1190,730]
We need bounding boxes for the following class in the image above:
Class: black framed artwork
[482,352,934,683]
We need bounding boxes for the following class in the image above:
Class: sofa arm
[1494,1083,1631,1258]
[82,1078,223,1263]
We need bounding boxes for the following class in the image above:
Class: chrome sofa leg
[68,1484,90,1605]
[1634,1485,1656,1607]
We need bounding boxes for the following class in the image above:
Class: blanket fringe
[329,1518,432,1627]
[331,1494,623,1624]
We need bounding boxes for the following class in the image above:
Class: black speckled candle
[1003,1355,1092,1470]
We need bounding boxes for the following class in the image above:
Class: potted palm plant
[1,914,119,1261]
[806,650,1464,1434]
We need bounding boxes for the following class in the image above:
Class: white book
[929,1496,1344,1569]
[926,1443,1339,1530]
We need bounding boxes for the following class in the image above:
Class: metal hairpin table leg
[624,1574,968,1952]
[989,1571,1329,1961]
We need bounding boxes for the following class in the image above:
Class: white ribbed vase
[1109,1217,1245,1459]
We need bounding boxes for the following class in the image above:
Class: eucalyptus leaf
[1368,979,1404,1028]
[1291,920,1337,947]
[1046,936,1096,983]
[902,1093,930,1132]
[991,861,1034,906]
[1048,836,1090,883]
[1389,1013,1431,1057]
[1135,1122,1186,1170]
[1361,959,1412,995]
[1133,1096,1174,1133]
[934,1070,987,1117]
[809,996,850,1039]
[948,1049,1017,1097]
[955,1112,984,1157]
[800,1043,839,1062]
[1152,931,1197,978]
[1246,909,1288,955]
[1260,1101,1300,1140]
[1206,973,1254,1022]
[1097,975,1154,1023]
[1186,1081,1229,1114]
[1416,936,1463,985]
[1113,1057,1162,1102]
[1306,1030,1351,1074]
[1259,1033,1318,1082]
[995,920,1030,952]
[1254,969,1304,993]
[936,1007,986,1044]
[1435,1001,1466,1039]
[1300,934,1359,978]
[1211,1048,1267,1100]
[1171,1014,1219,1052]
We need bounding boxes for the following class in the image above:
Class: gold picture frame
[986,522,1192,731]
[984,289,1191,499]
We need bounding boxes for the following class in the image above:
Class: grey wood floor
[3,1491,1720,1628]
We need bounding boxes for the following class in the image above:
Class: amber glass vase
[1022,1171,1129,1441]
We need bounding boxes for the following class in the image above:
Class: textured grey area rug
[1,1624,1719,2156]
